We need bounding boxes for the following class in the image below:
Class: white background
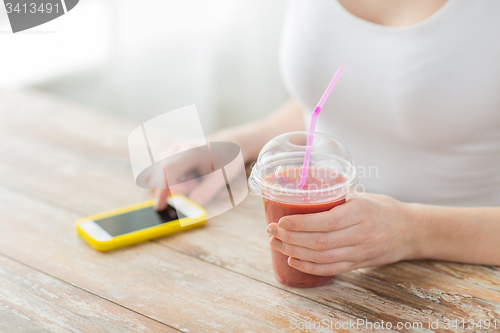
[0,0,289,133]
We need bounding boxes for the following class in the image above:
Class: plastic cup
[248,131,358,288]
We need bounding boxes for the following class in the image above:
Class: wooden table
[0,89,499,333]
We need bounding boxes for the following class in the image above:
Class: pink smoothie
[264,167,346,288]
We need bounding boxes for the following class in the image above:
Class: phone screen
[94,205,185,237]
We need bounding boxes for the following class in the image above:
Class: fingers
[267,223,359,250]
[287,258,355,276]
[269,236,358,264]
[278,200,363,232]
[154,189,170,211]
[268,230,358,276]
[188,174,228,207]
[163,148,211,186]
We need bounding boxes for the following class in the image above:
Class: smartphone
[76,195,206,252]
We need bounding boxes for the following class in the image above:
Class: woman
[157,0,500,276]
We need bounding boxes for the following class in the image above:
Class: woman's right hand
[153,98,305,211]
[153,137,244,211]
[152,141,214,211]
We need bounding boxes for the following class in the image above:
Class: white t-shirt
[280,0,500,207]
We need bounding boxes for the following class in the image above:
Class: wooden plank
[0,89,135,161]
[1,89,500,330]
[0,89,146,215]
[354,262,500,319]
[0,186,383,333]
[412,261,500,292]
[0,255,176,333]
[160,196,500,326]
[0,128,148,215]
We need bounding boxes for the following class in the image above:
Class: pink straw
[299,66,344,188]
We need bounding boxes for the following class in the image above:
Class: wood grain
[0,186,383,333]
[1,89,500,332]
[0,255,176,333]
[160,196,500,329]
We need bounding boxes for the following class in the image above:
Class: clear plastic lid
[248,131,358,204]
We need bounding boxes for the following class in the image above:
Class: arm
[410,203,500,265]
[267,193,500,276]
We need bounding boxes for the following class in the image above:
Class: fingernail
[270,238,282,250]
[278,218,291,229]
[267,225,278,237]
[289,258,301,267]
[153,197,159,209]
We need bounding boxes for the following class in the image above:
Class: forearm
[209,99,305,163]
[408,203,500,265]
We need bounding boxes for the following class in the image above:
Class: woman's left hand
[266,193,416,276]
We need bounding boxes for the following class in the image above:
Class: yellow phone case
[76,195,206,252]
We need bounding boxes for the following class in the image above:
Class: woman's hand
[266,193,415,276]
[153,141,213,211]
[153,141,235,211]
[154,98,305,211]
